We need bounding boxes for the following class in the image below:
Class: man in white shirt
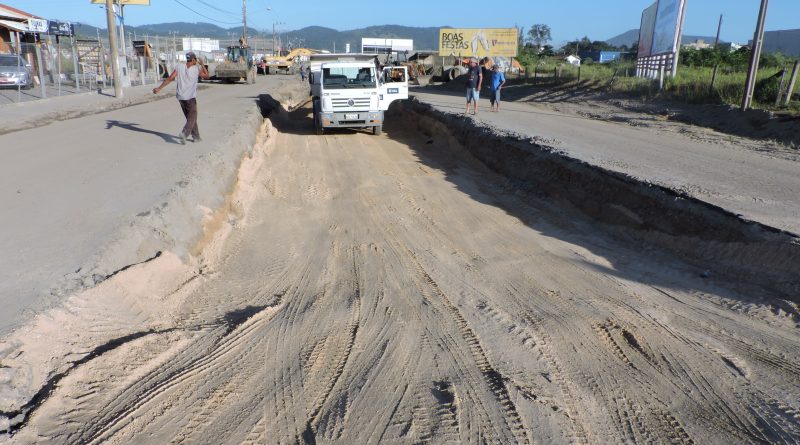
[153,51,210,144]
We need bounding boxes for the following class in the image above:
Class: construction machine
[262,48,318,74]
[214,45,256,84]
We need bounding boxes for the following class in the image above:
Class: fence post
[775,65,787,106]
[71,36,80,91]
[784,60,799,105]
[34,42,47,98]
[578,65,581,81]
[710,64,719,93]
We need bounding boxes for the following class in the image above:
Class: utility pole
[742,0,769,111]
[117,1,126,58]
[713,14,723,50]
[709,14,723,92]
[242,0,247,45]
[105,0,122,97]
[273,22,276,56]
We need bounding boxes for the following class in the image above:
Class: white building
[361,38,413,54]
[182,37,220,53]
[565,55,581,66]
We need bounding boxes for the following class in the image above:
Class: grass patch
[515,60,799,113]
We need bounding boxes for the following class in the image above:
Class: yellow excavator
[262,48,319,74]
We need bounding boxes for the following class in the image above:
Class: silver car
[0,54,34,89]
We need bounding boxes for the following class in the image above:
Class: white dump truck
[309,54,408,135]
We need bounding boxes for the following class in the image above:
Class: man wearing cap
[153,51,210,144]
[464,57,482,115]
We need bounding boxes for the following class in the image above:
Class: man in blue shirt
[490,64,506,112]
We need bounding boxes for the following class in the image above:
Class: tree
[527,24,552,49]
[516,25,525,49]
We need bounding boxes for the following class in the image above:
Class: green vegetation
[513,46,798,112]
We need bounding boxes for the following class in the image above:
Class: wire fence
[512,60,800,111]
[1,35,214,105]
[0,34,284,105]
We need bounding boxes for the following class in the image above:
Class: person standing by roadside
[152,51,210,144]
[465,57,482,115]
[490,64,506,112]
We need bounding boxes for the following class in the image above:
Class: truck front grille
[332,98,370,110]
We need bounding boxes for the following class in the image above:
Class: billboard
[439,28,518,57]
[48,21,74,36]
[90,0,151,5]
[637,2,657,58]
[651,0,686,55]
[27,18,48,33]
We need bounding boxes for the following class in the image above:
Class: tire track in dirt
[9,99,800,444]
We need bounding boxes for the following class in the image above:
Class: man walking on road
[465,57,482,115]
[153,52,210,144]
[490,64,506,112]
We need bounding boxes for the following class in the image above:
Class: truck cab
[310,54,408,135]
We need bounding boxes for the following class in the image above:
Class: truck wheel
[313,101,324,135]
[315,113,325,135]
[372,125,382,136]
[315,116,324,135]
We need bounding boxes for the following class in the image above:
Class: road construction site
[0,76,798,444]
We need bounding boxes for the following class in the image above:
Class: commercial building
[361,38,413,54]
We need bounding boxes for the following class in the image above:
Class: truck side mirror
[309,73,314,84]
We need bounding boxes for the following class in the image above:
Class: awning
[0,19,29,33]
[0,5,37,21]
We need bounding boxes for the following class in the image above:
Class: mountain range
[74,22,443,51]
[75,23,797,56]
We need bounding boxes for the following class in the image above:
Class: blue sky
[7,0,799,45]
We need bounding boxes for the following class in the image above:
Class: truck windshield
[322,67,375,89]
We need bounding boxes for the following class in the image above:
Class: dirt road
[5,98,798,444]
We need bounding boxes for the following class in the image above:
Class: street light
[272,21,284,56]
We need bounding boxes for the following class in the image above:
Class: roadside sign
[638,2,657,58]
[439,28,518,58]
[27,18,48,33]
[48,21,74,36]
[651,0,687,55]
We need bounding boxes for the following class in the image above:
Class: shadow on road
[253,92,799,305]
[105,120,180,144]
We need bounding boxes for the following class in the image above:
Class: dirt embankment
[393,98,800,301]
[0,85,308,437]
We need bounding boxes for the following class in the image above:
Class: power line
[190,0,239,17]
[170,0,240,25]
